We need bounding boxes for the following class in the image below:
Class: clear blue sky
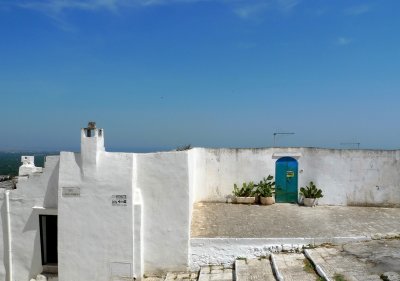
[1,0,399,151]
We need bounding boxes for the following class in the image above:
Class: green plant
[255,175,275,197]
[303,258,315,274]
[233,182,256,197]
[333,274,347,281]
[176,144,192,151]
[300,181,323,199]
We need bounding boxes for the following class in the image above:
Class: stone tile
[198,266,233,281]
[235,258,275,281]
[307,240,400,280]
[191,203,400,238]
[273,253,319,280]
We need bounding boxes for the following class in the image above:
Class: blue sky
[1,0,399,151]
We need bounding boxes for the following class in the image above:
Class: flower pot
[260,196,275,205]
[235,197,256,204]
[303,198,317,207]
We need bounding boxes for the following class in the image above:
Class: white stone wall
[191,147,400,206]
[137,151,191,274]
[0,188,6,280]
[299,148,400,206]
[58,151,135,281]
[0,156,59,281]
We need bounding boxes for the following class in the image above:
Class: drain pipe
[5,190,13,281]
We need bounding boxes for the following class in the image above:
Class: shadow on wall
[44,161,59,209]
[23,210,44,280]
[1,198,9,280]
[29,232,42,280]
[74,153,83,179]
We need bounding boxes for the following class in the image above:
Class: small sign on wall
[286,171,295,178]
[62,187,80,197]
[112,195,127,206]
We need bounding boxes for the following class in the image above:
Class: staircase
[145,247,400,281]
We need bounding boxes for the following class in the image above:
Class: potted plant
[255,175,275,205]
[300,181,323,207]
[232,181,256,204]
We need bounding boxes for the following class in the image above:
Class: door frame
[39,214,58,265]
[275,156,299,203]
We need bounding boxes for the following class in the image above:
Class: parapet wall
[190,147,400,207]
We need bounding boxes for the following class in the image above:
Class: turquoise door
[275,157,298,203]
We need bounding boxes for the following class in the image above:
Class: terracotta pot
[303,198,317,207]
[260,196,275,205]
[235,197,256,204]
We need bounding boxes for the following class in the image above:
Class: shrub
[232,182,256,197]
[300,181,323,199]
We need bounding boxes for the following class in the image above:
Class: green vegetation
[303,258,316,274]
[255,175,275,197]
[176,144,192,151]
[232,182,256,197]
[303,259,326,281]
[300,181,324,199]
[0,152,51,176]
[334,273,347,281]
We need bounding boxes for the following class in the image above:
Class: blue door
[275,157,298,203]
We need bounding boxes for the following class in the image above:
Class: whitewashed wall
[137,151,191,274]
[58,150,135,281]
[191,147,400,207]
[0,156,59,281]
[299,148,400,206]
[0,188,6,280]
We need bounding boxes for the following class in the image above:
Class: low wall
[191,148,400,206]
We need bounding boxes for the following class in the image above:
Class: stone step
[165,271,199,281]
[272,252,320,281]
[235,258,276,281]
[30,273,58,281]
[198,265,234,281]
[306,247,382,281]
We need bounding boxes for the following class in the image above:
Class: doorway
[39,215,58,265]
[275,157,298,203]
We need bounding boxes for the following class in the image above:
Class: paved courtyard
[191,202,400,238]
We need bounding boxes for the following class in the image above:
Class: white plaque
[62,187,80,197]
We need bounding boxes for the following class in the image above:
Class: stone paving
[144,239,400,281]
[165,272,199,281]
[273,253,319,281]
[191,202,400,238]
[235,258,275,281]
[307,247,382,281]
[198,265,233,281]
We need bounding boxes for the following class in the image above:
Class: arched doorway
[275,157,298,203]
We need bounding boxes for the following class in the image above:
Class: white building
[1,123,400,281]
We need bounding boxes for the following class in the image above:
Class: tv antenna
[273,132,295,146]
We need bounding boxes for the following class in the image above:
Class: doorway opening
[39,215,58,265]
[275,157,298,203]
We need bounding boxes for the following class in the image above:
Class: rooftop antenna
[340,142,360,149]
[273,132,295,147]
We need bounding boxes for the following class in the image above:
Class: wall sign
[62,187,80,197]
[112,195,127,206]
[286,171,294,178]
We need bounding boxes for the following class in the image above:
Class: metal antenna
[340,142,361,149]
[273,132,295,147]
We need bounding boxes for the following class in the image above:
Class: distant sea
[0,152,58,176]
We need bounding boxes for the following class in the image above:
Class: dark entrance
[39,215,58,265]
[275,157,298,203]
